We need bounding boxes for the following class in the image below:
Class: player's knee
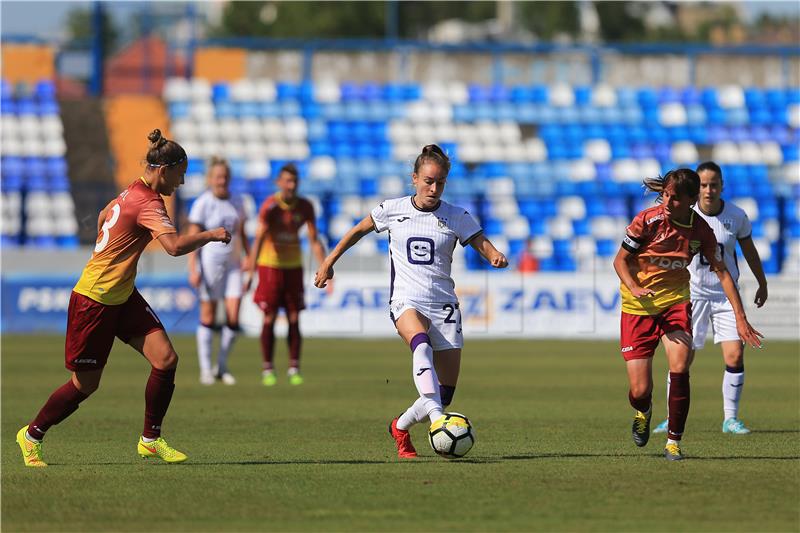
[440,384,456,407]
[153,349,178,370]
[630,383,652,399]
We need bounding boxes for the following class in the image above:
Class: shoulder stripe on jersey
[461,230,483,247]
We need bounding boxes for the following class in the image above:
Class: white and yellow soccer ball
[428,412,474,459]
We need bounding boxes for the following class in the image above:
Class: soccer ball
[428,412,475,459]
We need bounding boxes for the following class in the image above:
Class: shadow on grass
[502,452,800,461]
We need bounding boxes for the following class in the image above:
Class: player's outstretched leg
[389,417,417,458]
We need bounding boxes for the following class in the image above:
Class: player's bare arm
[238,220,250,270]
[244,220,268,290]
[305,218,327,268]
[185,223,204,288]
[468,234,508,268]
[613,247,653,298]
[715,266,764,348]
[314,215,375,288]
[738,236,768,307]
[157,227,230,257]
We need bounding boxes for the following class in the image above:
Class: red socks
[28,379,89,440]
[288,322,301,370]
[143,367,176,439]
[668,372,690,441]
[260,323,275,371]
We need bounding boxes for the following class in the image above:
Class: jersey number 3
[95,204,121,253]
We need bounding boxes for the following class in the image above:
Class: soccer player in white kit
[653,161,768,435]
[314,144,508,458]
[187,157,250,385]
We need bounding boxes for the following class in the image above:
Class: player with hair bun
[187,156,249,386]
[613,168,762,461]
[16,129,231,467]
[652,161,768,435]
[314,144,509,458]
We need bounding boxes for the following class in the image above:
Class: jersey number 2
[95,204,121,253]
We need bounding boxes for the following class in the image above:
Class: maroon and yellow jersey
[73,178,177,305]
[620,205,722,315]
[256,193,315,269]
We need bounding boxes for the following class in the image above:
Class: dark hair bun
[148,129,167,149]
[422,144,447,159]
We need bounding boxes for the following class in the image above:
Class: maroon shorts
[64,289,164,371]
[253,266,305,314]
[620,301,692,361]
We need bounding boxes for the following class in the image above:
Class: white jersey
[689,200,752,300]
[188,190,246,267]
[371,196,482,306]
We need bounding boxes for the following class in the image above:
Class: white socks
[218,325,238,375]
[410,334,443,424]
[196,324,214,375]
[722,368,745,420]
[397,397,430,431]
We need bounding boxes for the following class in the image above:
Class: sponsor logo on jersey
[621,346,634,353]
[648,256,689,270]
[396,216,411,223]
[646,213,664,224]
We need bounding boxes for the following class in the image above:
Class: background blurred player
[246,163,325,386]
[16,129,230,467]
[653,161,768,435]
[612,168,762,461]
[187,156,249,386]
[314,144,508,458]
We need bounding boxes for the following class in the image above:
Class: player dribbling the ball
[314,144,508,458]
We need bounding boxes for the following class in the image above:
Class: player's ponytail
[145,128,187,168]
[643,168,700,203]
[414,144,451,176]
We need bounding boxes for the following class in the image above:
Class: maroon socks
[28,379,89,440]
[288,321,301,370]
[668,372,690,441]
[143,367,176,439]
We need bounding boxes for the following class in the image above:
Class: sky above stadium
[2,1,799,41]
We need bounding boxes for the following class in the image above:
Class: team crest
[722,219,732,230]
[689,240,701,253]
[437,217,448,229]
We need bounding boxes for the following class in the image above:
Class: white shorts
[198,262,242,301]
[390,299,463,351]
[691,298,740,350]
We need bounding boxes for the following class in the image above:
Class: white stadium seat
[731,197,759,221]
[671,141,699,164]
[584,139,611,163]
[658,102,687,126]
[717,85,745,109]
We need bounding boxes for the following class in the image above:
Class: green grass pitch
[2,335,798,532]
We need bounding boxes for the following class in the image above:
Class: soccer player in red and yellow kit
[246,163,325,386]
[613,168,762,461]
[16,130,230,467]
